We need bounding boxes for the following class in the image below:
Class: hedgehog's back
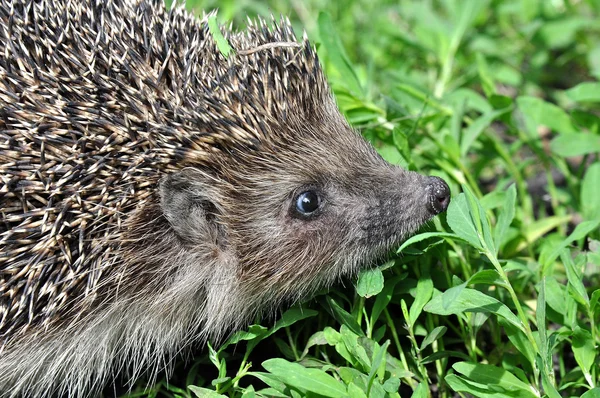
[0,0,327,344]
[0,0,214,339]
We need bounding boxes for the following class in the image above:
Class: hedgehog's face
[159,114,449,308]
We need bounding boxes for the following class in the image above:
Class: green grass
[129,0,600,397]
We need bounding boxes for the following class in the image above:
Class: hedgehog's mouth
[354,215,437,270]
[358,207,436,246]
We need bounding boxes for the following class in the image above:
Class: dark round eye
[295,190,320,215]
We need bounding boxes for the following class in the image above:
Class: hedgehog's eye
[294,190,321,216]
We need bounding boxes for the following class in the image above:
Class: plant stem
[485,250,544,389]
[384,308,418,389]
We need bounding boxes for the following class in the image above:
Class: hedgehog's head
[156,43,450,329]
[150,20,449,334]
[159,106,450,301]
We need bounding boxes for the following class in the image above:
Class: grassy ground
[127,0,600,397]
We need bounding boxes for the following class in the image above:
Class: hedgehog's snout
[425,176,450,215]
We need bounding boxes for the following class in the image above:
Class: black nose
[426,176,450,215]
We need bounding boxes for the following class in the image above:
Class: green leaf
[371,275,403,323]
[581,162,600,221]
[210,377,231,386]
[446,372,537,398]
[395,83,452,115]
[591,289,600,316]
[346,108,380,124]
[409,268,433,326]
[401,299,410,329]
[561,250,589,306]
[494,184,517,253]
[467,270,504,287]
[566,82,600,103]
[550,133,600,157]
[424,287,525,333]
[464,186,495,253]
[347,382,368,398]
[499,318,536,367]
[321,296,364,336]
[377,145,409,169]
[545,277,567,315]
[219,325,268,352]
[581,387,600,398]
[266,308,319,338]
[207,16,233,58]
[241,385,256,398]
[517,96,577,134]
[300,331,327,359]
[515,215,572,253]
[447,88,492,114]
[410,382,428,398]
[318,12,363,96]
[489,94,513,110]
[327,330,356,365]
[420,326,447,351]
[421,350,471,364]
[442,282,466,311]
[367,340,390,395]
[542,220,600,273]
[392,126,412,163]
[539,361,561,398]
[382,377,400,393]
[446,374,490,397]
[537,278,551,380]
[470,312,490,335]
[247,372,289,394]
[206,341,227,378]
[323,327,341,345]
[341,325,371,369]
[188,386,227,398]
[572,327,596,378]
[476,53,496,97]
[572,110,600,132]
[538,17,591,49]
[397,232,462,253]
[452,362,538,397]
[461,108,510,157]
[262,358,347,397]
[446,193,481,249]
[382,354,414,380]
[356,268,384,298]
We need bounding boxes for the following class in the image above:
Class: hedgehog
[0,0,450,396]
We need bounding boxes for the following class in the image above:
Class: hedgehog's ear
[159,169,228,249]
